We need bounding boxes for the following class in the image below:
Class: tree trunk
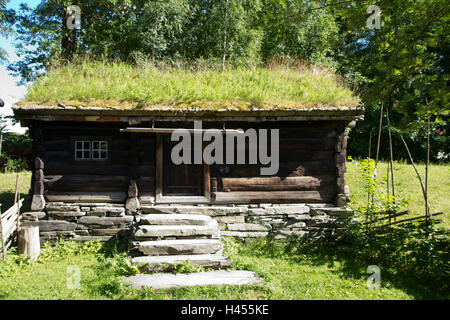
[18,226,40,261]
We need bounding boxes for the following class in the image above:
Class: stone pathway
[124,270,262,290]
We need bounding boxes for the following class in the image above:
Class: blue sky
[1,0,41,133]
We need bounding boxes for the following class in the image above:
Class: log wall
[35,120,348,206]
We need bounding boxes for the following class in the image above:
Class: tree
[0,0,15,62]
[332,0,449,162]
[259,0,339,66]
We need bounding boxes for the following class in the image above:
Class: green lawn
[0,239,415,300]
[0,163,447,300]
[346,161,449,228]
[0,171,32,213]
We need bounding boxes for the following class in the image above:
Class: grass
[0,238,417,300]
[20,61,359,111]
[346,160,450,228]
[0,171,32,213]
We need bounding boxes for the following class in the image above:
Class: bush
[3,157,28,172]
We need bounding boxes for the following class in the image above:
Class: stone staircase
[129,213,232,272]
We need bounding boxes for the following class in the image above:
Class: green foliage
[356,158,410,218]
[3,157,27,172]
[171,260,207,274]
[1,132,31,154]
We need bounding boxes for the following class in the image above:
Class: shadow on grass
[0,192,32,214]
[236,237,449,300]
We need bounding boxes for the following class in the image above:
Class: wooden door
[162,135,204,196]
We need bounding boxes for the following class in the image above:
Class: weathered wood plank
[220,175,335,191]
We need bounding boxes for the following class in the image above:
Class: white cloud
[0,66,28,134]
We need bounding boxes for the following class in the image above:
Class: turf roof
[17,61,361,114]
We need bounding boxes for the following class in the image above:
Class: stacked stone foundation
[21,202,354,245]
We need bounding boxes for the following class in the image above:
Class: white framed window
[92,140,108,160]
[74,140,108,160]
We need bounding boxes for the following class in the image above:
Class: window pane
[100,151,107,159]
[92,141,99,149]
[76,141,83,149]
[92,151,99,159]
[76,151,83,159]
[83,141,90,149]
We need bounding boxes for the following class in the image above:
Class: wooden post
[126,133,140,212]
[335,124,348,207]
[31,122,46,211]
[18,226,40,260]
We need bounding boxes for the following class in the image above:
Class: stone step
[134,221,219,239]
[139,214,211,226]
[124,270,263,289]
[131,253,232,272]
[135,239,222,256]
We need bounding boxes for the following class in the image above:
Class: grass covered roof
[17,61,360,114]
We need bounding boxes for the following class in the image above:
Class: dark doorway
[162,135,204,196]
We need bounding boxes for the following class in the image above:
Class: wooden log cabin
[13,107,363,208]
[12,67,364,244]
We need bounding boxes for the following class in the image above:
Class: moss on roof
[19,61,360,112]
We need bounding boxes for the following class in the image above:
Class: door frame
[155,134,211,204]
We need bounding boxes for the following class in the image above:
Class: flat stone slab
[134,222,219,239]
[124,270,262,289]
[136,239,222,256]
[140,214,211,226]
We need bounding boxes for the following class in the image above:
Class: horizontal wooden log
[137,177,155,192]
[43,150,69,162]
[45,164,130,175]
[213,189,336,204]
[220,175,335,191]
[44,175,129,192]
[43,139,68,151]
[211,159,335,178]
[137,165,156,176]
[44,192,127,203]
